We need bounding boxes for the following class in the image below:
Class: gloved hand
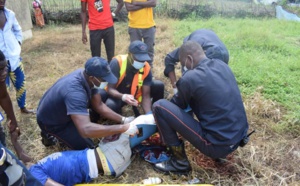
[123,123,138,136]
[122,94,138,106]
[122,116,135,124]
[111,12,116,17]
[173,88,178,95]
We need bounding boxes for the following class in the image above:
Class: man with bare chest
[0,9,6,29]
[0,0,35,114]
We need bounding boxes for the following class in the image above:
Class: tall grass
[172,18,300,125]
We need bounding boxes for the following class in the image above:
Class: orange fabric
[81,0,113,30]
[34,8,45,27]
[115,55,150,103]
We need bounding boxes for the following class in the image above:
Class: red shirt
[81,0,113,30]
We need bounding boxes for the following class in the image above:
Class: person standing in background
[32,0,45,28]
[0,50,32,164]
[81,0,124,62]
[0,0,35,114]
[124,0,156,68]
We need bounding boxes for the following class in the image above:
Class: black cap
[84,57,117,84]
[129,40,151,62]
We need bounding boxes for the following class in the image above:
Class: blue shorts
[29,149,91,186]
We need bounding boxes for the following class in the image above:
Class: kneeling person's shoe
[154,158,191,175]
[41,132,57,147]
[154,141,191,175]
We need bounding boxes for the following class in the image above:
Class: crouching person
[29,133,132,186]
[152,41,249,175]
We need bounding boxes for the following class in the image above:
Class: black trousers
[90,26,115,62]
[105,80,165,115]
[152,99,238,159]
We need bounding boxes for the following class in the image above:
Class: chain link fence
[27,0,276,24]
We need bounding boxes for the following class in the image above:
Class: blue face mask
[132,61,145,70]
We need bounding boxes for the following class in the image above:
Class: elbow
[80,130,89,138]
[78,127,90,138]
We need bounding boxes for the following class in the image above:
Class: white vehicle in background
[253,0,280,5]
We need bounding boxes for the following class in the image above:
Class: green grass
[172,17,300,121]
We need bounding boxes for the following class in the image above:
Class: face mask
[132,60,145,70]
[183,66,188,72]
[183,58,189,72]
[92,77,107,90]
[99,82,108,89]
[183,56,194,72]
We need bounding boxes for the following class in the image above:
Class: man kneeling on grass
[29,114,156,186]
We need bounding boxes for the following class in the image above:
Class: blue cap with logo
[129,40,151,62]
[85,57,117,84]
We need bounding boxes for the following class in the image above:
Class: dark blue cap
[129,40,151,62]
[84,57,117,84]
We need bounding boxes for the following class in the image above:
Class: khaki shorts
[98,134,131,177]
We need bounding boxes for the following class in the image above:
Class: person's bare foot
[20,107,36,114]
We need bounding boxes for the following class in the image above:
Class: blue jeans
[0,142,43,186]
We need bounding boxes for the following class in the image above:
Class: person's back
[183,29,229,64]
[175,58,248,145]
[37,69,90,125]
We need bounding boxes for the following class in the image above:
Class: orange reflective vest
[114,54,151,103]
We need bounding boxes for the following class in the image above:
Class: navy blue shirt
[164,29,229,77]
[110,57,152,94]
[37,69,91,126]
[171,58,248,146]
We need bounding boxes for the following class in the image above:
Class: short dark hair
[0,50,5,61]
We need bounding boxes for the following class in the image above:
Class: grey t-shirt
[37,69,91,126]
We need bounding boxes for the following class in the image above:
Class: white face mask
[183,66,188,72]
[99,82,108,89]
[183,56,193,72]
[92,77,107,90]
[132,60,145,70]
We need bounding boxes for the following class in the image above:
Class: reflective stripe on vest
[114,54,150,103]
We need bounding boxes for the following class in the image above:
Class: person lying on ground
[29,114,156,186]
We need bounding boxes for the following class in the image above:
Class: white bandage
[173,88,178,94]
[130,114,155,126]
[124,116,135,124]
[124,123,138,136]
